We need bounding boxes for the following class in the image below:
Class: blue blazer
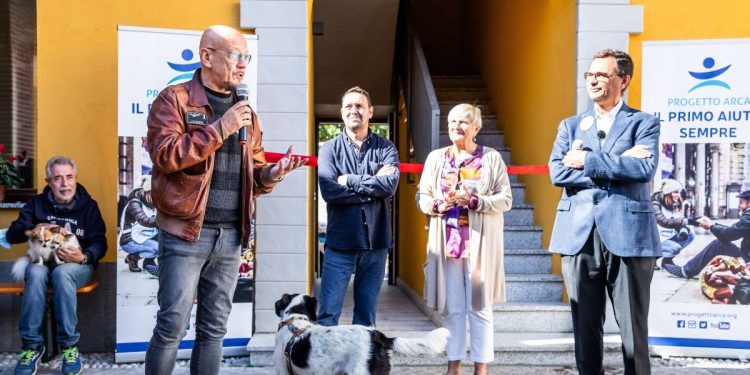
[548,104,662,257]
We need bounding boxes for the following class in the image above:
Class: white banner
[118,26,258,138]
[116,26,258,363]
[642,39,750,143]
[643,38,750,359]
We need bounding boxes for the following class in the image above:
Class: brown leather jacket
[146,70,276,246]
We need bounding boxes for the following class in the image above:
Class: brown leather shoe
[125,253,142,272]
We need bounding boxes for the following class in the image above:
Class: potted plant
[0,144,23,202]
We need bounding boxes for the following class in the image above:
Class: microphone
[236,83,250,145]
[597,130,606,140]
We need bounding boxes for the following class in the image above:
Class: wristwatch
[79,254,88,265]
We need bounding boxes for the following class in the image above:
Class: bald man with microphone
[145,25,305,374]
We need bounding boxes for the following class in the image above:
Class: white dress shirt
[594,99,623,145]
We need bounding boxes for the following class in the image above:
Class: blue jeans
[19,262,93,349]
[122,239,159,258]
[317,247,388,327]
[661,231,695,258]
[145,227,240,375]
[683,239,749,278]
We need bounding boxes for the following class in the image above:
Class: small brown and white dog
[274,293,450,375]
[11,224,81,281]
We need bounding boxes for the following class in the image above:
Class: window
[0,0,36,205]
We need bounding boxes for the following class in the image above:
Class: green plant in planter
[0,144,23,187]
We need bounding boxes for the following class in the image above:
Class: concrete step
[505,204,534,226]
[506,273,563,303]
[511,182,526,204]
[493,302,571,333]
[245,332,625,366]
[432,75,485,89]
[487,332,623,366]
[503,225,543,249]
[439,128,504,148]
[504,248,551,274]
[435,88,491,102]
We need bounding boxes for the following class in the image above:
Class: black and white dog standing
[274,293,450,375]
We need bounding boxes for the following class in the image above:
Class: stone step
[435,88,492,102]
[503,225,543,249]
[246,332,625,366]
[511,182,526,204]
[504,204,534,226]
[506,274,563,303]
[493,302,571,333]
[439,128,504,148]
[431,75,485,89]
[504,248,551,274]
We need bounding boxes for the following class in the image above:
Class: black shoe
[145,264,160,278]
[142,257,157,268]
[663,264,687,278]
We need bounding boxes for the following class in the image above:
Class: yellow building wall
[467,0,577,275]
[0,0,248,263]
[628,0,750,109]
[396,90,429,292]
[307,0,316,293]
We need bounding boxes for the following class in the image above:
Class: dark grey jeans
[145,227,240,375]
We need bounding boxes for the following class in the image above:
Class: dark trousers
[683,239,749,278]
[561,228,656,375]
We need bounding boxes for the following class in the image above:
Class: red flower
[0,144,5,154]
[8,155,16,162]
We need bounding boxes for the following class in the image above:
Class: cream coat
[416,146,512,313]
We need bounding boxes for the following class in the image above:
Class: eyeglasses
[583,72,621,82]
[206,47,252,64]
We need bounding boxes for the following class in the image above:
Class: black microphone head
[236,83,249,101]
[597,130,606,139]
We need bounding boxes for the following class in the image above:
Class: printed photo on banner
[642,39,750,359]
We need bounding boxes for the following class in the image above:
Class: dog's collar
[277,316,310,334]
[280,316,312,375]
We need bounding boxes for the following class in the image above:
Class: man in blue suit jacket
[549,49,661,375]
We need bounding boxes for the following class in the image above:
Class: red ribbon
[264,152,549,175]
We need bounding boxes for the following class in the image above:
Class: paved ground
[1,354,749,374]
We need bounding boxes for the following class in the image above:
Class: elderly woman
[416,104,512,375]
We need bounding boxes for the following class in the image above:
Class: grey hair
[448,103,482,131]
[45,156,77,179]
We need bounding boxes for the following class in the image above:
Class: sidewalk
[1,354,749,374]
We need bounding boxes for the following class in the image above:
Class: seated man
[664,190,750,279]
[6,156,107,375]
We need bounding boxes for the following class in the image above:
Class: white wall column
[576,0,643,113]
[241,0,309,333]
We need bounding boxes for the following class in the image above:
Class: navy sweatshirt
[7,184,108,268]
